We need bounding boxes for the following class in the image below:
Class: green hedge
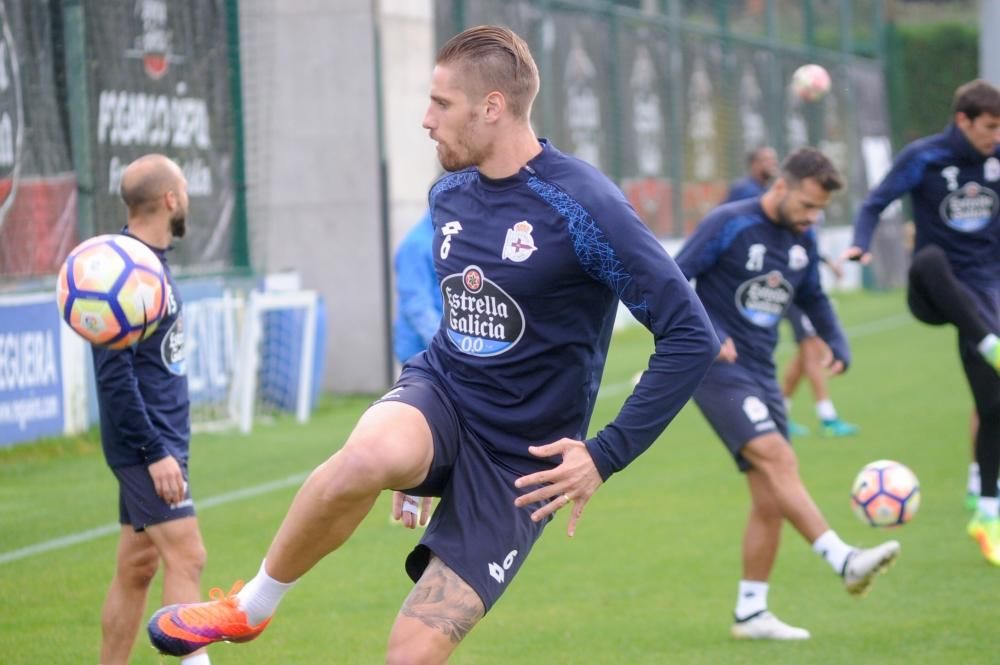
[887,21,979,146]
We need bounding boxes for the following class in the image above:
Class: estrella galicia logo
[441,265,525,357]
[161,314,186,376]
[940,182,998,233]
[734,270,793,328]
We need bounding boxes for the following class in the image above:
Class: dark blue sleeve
[395,213,441,346]
[576,197,720,480]
[794,238,851,368]
[852,141,933,251]
[92,345,168,464]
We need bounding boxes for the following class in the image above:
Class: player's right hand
[392,492,433,528]
[148,455,186,506]
[841,246,872,265]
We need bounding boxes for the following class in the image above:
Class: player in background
[147,25,719,662]
[94,154,211,665]
[724,146,779,203]
[780,284,860,438]
[391,208,440,528]
[676,148,900,641]
[724,145,857,438]
[844,79,1000,565]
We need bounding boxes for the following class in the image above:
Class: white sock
[181,654,211,665]
[735,580,769,620]
[977,333,999,356]
[969,462,981,495]
[812,530,854,575]
[815,399,837,422]
[236,559,296,625]
[977,496,1000,519]
[784,397,793,415]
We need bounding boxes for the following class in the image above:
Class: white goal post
[229,289,319,433]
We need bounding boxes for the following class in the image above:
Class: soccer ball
[56,234,167,349]
[850,459,921,527]
[791,63,831,102]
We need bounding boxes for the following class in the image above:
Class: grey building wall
[239,0,390,393]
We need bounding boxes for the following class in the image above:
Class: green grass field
[0,289,993,664]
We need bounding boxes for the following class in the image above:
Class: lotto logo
[488,549,519,584]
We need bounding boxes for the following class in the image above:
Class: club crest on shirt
[939,181,999,233]
[986,157,1000,183]
[501,221,538,262]
[441,265,525,357]
[734,270,793,328]
[788,245,809,270]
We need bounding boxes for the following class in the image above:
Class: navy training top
[407,139,719,481]
[93,232,189,468]
[675,198,849,376]
[853,123,1000,285]
[724,176,767,204]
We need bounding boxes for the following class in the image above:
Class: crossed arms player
[844,79,1000,565]
[675,148,900,641]
[147,25,719,663]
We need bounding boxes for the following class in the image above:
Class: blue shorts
[785,304,817,344]
[112,462,195,531]
[693,362,788,472]
[377,367,550,612]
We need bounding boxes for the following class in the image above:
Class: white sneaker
[842,540,900,596]
[730,611,811,640]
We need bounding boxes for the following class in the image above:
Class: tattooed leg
[386,556,485,664]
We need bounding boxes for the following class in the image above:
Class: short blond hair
[436,25,540,119]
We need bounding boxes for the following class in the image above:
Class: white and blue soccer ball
[851,459,921,527]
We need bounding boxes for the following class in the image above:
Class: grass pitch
[0,289,994,664]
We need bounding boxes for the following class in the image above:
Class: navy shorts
[785,304,817,344]
[693,362,788,472]
[375,367,550,612]
[112,462,195,531]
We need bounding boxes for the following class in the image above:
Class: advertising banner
[0,0,78,278]
[0,294,64,446]
[84,0,236,270]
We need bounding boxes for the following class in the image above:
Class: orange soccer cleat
[148,581,271,656]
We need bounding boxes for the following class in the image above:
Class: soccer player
[723,145,779,203]
[676,148,900,641]
[844,79,1000,565]
[781,299,860,438]
[147,25,719,662]
[95,154,212,665]
[722,146,857,438]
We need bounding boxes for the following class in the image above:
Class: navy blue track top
[674,198,849,376]
[406,140,718,481]
[853,123,1000,285]
[92,233,189,468]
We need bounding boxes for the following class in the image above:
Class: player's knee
[748,437,799,478]
[385,634,450,665]
[162,539,207,579]
[908,244,948,280]
[121,548,160,587]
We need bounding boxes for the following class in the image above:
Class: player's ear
[483,90,505,123]
[955,111,971,131]
[164,189,178,211]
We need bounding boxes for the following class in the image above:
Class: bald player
[93,154,211,665]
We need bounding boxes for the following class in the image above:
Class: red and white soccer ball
[56,234,167,349]
[850,459,921,527]
[791,63,831,102]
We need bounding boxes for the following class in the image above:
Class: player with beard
[844,79,1000,565]
[147,26,719,663]
[675,148,901,641]
[92,154,212,665]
